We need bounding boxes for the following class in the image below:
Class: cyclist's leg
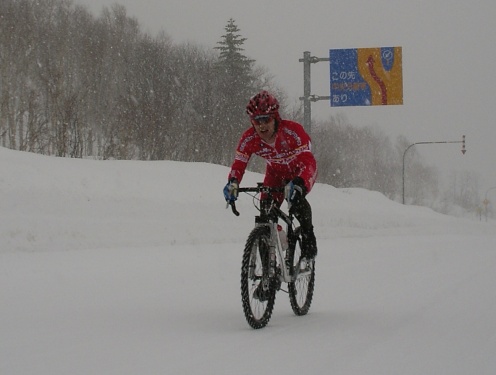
[291,198,317,260]
[261,169,285,207]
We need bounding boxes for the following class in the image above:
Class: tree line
[0,0,480,212]
[0,0,275,163]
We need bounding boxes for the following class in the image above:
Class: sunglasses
[252,115,273,125]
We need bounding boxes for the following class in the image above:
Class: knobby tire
[240,225,277,329]
[287,227,315,315]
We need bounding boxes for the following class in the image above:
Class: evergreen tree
[215,18,254,78]
[213,18,256,164]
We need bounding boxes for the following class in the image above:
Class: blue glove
[223,179,239,203]
[285,177,305,206]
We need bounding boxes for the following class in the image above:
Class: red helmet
[246,90,280,118]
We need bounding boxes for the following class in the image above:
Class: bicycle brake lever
[228,201,240,216]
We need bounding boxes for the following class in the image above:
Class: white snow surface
[1,146,496,375]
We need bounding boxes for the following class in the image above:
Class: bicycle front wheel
[288,227,315,316]
[240,225,276,329]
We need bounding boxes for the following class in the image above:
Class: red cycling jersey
[228,119,318,198]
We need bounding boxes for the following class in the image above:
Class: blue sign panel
[330,47,403,107]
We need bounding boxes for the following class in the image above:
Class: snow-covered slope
[1,147,495,375]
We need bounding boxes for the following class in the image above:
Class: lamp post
[402,143,417,204]
[402,136,466,204]
[483,186,496,221]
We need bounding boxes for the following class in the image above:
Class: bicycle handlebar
[227,184,285,216]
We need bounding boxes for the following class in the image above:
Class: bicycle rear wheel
[288,227,315,316]
[240,225,277,329]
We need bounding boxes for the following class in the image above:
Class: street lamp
[483,186,496,221]
[402,136,466,204]
[402,143,417,204]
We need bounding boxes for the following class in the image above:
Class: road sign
[330,47,403,107]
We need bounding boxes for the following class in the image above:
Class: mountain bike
[227,183,316,329]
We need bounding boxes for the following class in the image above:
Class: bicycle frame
[256,208,296,284]
[229,183,310,283]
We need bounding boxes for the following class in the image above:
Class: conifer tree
[215,18,254,78]
[214,18,256,164]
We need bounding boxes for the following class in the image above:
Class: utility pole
[299,51,330,136]
[402,136,466,204]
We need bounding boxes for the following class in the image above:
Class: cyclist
[223,90,318,262]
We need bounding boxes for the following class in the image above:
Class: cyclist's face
[252,116,276,143]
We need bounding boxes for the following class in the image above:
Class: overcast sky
[78,0,496,196]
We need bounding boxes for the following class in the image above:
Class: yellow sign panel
[330,47,403,106]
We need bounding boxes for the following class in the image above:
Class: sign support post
[299,51,330,136]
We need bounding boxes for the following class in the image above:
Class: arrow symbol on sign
[367,55,388,105]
